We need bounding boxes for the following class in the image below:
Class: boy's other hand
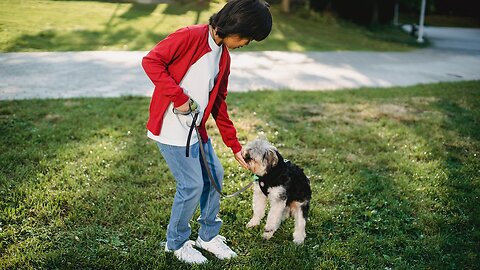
[189,99,199,112]
[234,151,249,170]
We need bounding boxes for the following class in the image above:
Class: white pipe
[417,0,426,43]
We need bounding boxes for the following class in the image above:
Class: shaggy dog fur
[243,139,311,244]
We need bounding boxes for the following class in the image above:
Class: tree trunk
[325,0,332,12]
[281,0,290,13]
[393,2,399,25]
[371,0,379,25]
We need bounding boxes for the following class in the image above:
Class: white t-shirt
[148,30,222,145]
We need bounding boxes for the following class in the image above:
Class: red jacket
[142,24,242,154]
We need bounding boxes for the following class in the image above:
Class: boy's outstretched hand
[234,151,249,170]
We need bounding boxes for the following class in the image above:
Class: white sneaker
[165,240,207,264]
[195,235,237,260]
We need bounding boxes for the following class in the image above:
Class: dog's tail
[301,201,310,220]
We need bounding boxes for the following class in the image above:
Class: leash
[173,103,254,198]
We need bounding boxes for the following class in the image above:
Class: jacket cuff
[172,92,190,108]
[230,141,242,154]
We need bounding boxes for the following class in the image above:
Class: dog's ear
[275,150,283,162]
[262,151,268,162]
[262,149,279,171]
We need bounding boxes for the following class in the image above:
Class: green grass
[400,14,480,28]
[1,81,479,269]
[0,0,424,52]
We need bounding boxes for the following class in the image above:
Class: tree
[281,0,290,13]
[371,0,380,24]
[310,0,395,25]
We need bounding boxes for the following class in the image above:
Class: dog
[243,139,311,244]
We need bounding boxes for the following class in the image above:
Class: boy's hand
[175,100,191,113]
[189,99,199,112]
[234,151,249,170]
[175,98,199,113]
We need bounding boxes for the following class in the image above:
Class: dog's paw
[246,218,260,228]
[263,230,274,240]
[293,237,305,245]
[293,232,306,244]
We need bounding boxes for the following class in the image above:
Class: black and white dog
[243,139,311,244]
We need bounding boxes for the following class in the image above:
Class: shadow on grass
[365,25,431,49]
[0,82,479,268]
[225,84,479,268]
[4,0,166,51]
[417,96,480,268]
[119,3,157,20]
[4,0,210,52]
[0,97,171,268]
[4,27,160,51]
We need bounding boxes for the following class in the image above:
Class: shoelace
[212,235,231,252]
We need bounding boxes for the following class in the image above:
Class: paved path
[0,26,479,100]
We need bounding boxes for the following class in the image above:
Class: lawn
[0,0,424,52]
[1,81,479,269]
[400,14,480,28]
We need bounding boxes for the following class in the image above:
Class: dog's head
[243,139,279,176]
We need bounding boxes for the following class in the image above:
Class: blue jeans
[157,139,223,250]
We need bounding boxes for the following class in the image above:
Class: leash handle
[185,113,199,157]
[172,98,199,116]
[172,98,199,157]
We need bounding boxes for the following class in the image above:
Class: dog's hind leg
[263,187,287,240]
[292,201,309,244]
[247,183,267,228]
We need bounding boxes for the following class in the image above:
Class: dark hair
[209,0,272,41]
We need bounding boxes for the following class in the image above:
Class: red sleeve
[212,66,242,154]
[141,28,190,108]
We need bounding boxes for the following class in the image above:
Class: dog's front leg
[263,187,287,240]
[247,182,267,228]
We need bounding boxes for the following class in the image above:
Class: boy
[141,0,272,264]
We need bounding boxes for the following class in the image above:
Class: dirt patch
[359,103,418,122]
[287,102,423,124]
[63,101,81,107]
[410,97,439,106]
[44,114,63,122]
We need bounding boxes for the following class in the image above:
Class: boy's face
[222,34,251,50]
